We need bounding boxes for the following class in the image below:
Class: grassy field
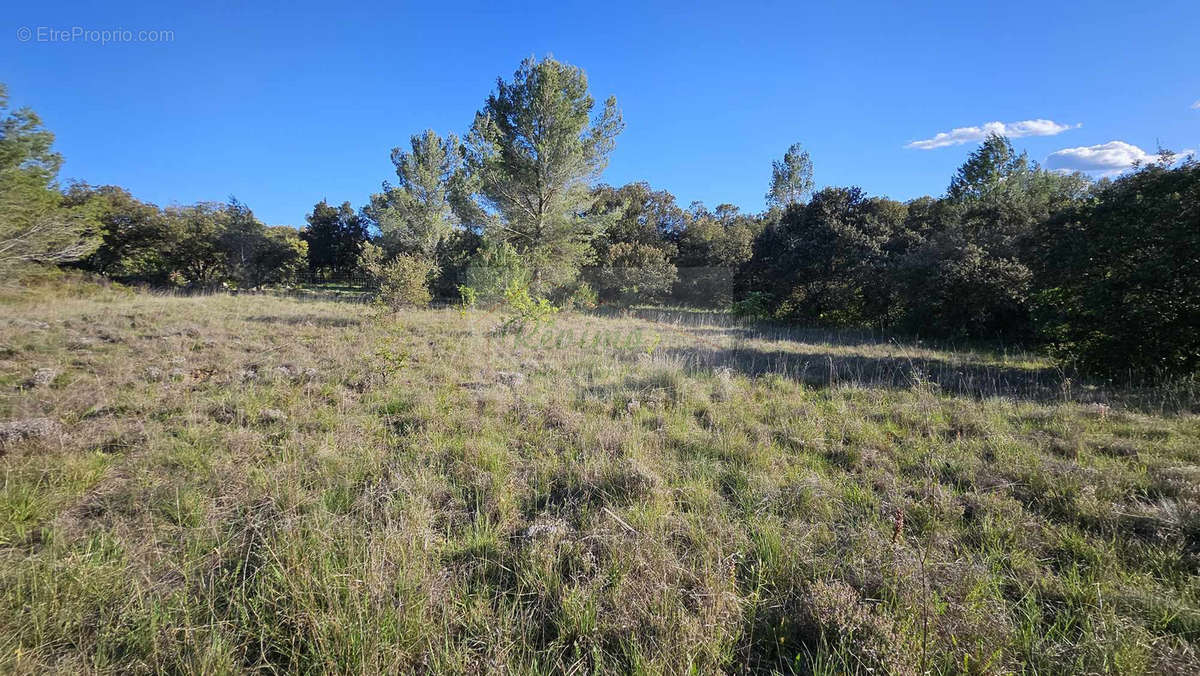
[1,287,1197,673]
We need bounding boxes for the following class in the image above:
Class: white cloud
[1192,99,1200,109]
[1045,141,1194,175]
[905,119,1079,150]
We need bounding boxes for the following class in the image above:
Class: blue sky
[4,0,1198,227]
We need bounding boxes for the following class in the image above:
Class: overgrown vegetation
[1,290,1197,673]
[4,57,1196,381]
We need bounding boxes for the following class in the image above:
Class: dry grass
[0,288,1197,673]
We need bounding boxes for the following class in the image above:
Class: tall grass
[0,289,1196,673]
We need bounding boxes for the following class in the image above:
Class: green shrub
[563,281,598,311]
[358,243,437,310]
[463,241,530,306]
[456,284,478,309]
[501,280,558,329]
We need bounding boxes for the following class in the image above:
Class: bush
[358,243,437,310]
[595,241,677,304]
[563,280,598,311]
[456,284,478,311]
[501,280,558,329]
[1032,159,1199,381]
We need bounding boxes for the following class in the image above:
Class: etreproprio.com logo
[16,26,174,44]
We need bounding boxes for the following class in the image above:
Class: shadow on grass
[650,343,1198,412]
[597,306,1022,352]
[660,343,1070,402]
[668,324,892,349]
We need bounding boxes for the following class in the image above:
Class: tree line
[1,57,1196,382]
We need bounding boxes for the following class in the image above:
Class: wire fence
[288,272,375,290]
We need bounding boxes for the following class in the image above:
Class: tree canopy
[766,142,815,209]
[301,200,367,275]
[368,130,478,259]
[0,85,98,273]
[466,56,624,293]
